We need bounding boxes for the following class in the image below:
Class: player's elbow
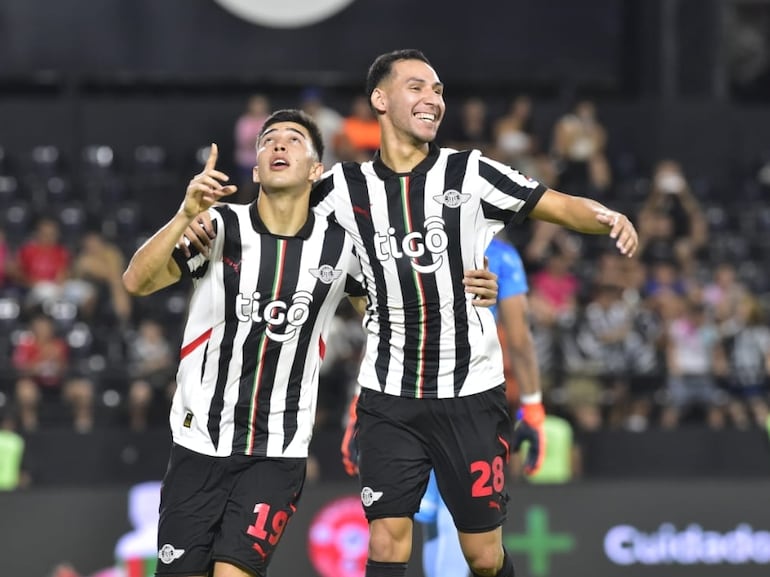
[122,268,150,296]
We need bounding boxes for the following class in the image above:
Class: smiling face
[371,58,445,145]
[253,121,323,192]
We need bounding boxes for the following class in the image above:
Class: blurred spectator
[524,220,581,266]
[62,375,97,433]
[11,314,70,431]
[234,93,271,199]
[492,94,555,185]
[121,318,174,432]
[702,261,748,324]
[493,95,536,166]
[623,296,665,431]
[574,283,634,428]
[529,249,580,324]
[14,377,42,432]
[638,160,708,269]
[71,231,131,325]
[637,209,680,265]
[334,95,380,162]
[661,299,726,429]
[299,87,343,168]
[12,314,69,390]
[528,248,581,394]
[643,259,690,302]
[552,99,611,196]
[442,97,493,154]
[716,295,770,429]
[127,319,174,388]
[124,377,174,432]
[10,217,89,311]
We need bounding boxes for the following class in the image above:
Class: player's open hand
[465,257,498,307]
[596,211,638,258]
[181,143,237,219]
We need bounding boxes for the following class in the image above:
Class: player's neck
[378,128,430,173]
[256,187,311,236]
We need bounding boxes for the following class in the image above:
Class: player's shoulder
[210,202,245,219]
[313,211,350,241]
[438,146,483,162]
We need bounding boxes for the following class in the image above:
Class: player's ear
[309,161,324,182]
[252,165,259,184]
[370,88,386,114]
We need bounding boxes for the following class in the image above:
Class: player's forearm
[508,340,541,397]
[532,190,615,235]
[122,211,191,296]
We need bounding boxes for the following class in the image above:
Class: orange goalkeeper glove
[512,401,546,475]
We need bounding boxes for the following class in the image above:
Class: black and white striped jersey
[311,143,545,399]
[169,202,363,458]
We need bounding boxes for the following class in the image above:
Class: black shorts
[356,386,512,533]
[156,444,305,576]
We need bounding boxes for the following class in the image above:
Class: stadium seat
[30,144,63,174]
[101,201,142,241]
[1,200,34,246]
[66,321,94,361]
[704,203,729,232]
[56,201,88,244]
[0,175,20,203]
[133,144,167,174]
[82,145,115,172]
[0,297,21,363]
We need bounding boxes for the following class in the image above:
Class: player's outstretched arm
[530,188,638,257]
[123,143,236,295]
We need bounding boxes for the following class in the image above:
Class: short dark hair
[259,109,324,161]
[366,49,432,103]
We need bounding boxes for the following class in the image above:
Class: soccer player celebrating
[312,49,637,577]
[123,110,365,577]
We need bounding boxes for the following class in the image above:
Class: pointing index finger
[205,143,218,172]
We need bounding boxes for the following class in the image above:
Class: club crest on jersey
[361,487,383,507]
[374,216,448,274]
[309,264,343,285]
[433,188,470,208]
[235,290,313,342]
[158,544,185,564]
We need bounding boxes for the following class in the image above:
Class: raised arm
[122,143,236,296]
[529,188,638,257]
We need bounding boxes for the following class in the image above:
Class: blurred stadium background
[0,1,769,576]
